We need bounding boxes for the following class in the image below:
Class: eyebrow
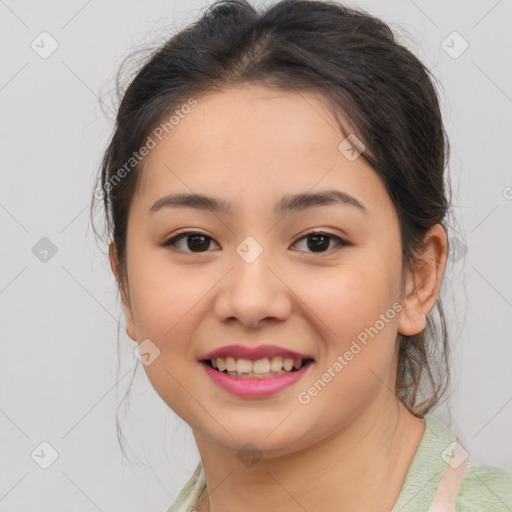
[148,189,368,216]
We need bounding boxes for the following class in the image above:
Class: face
[110,84,433,457]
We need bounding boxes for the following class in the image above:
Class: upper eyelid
[164,230,344,243]
[165,231,220,249]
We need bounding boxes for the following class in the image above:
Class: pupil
[188,234,209,251]
[308,234,329,252]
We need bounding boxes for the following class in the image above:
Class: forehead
[145,84,344,163]
[134,84,392,219]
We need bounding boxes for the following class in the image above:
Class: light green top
[167,415,512,511]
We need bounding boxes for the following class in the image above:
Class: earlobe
[109,243,137,342]
[397,291,427,336]
[397,224,448,336]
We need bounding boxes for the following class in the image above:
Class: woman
[91,0,512,510]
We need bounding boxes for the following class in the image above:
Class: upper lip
[199,344,315,362]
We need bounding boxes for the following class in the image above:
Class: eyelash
[161,230,350,254]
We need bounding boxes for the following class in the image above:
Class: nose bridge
[235,234,268,266]
[232,233,278,297]
[214,234,291,327]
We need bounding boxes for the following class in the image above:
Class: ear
[397,224,448,336]
[109,242,137,341]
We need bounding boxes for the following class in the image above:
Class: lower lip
[201,360,314,397]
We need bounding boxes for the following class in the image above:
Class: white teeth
[283,358,294,372]
[210,356,307,375]
[236,358,253,373]
[270,356,283,372]
[253,358,271,373]
[225,356,237,372]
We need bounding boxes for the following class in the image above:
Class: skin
[109,83,448,512]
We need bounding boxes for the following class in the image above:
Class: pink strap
[427,441,468,512]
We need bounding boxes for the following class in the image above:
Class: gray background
[0,0,511,510]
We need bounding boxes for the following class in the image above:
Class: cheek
[294,259,399,341]
[126,261,208,413]
[297,273,400,425]
[292,256,401,404]
[127,248,209,338]
[125,257,218,407]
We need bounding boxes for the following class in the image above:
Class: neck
[192,400,425,512]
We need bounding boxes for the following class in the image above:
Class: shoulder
[166,461,206,512]
[392,415,512,512]
[456,460,512,511]
[424,415,512,511]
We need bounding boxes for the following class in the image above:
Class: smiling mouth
[201,357,315,379]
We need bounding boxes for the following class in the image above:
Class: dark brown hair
[91,0,455,433]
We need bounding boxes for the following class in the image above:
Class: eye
[162,230,349,254]
[162,231,220,253]
[292,231,349,254]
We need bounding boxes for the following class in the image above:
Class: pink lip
[199,344,314,362]
[202,360,314,397]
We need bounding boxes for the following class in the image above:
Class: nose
[213,248,292,329]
